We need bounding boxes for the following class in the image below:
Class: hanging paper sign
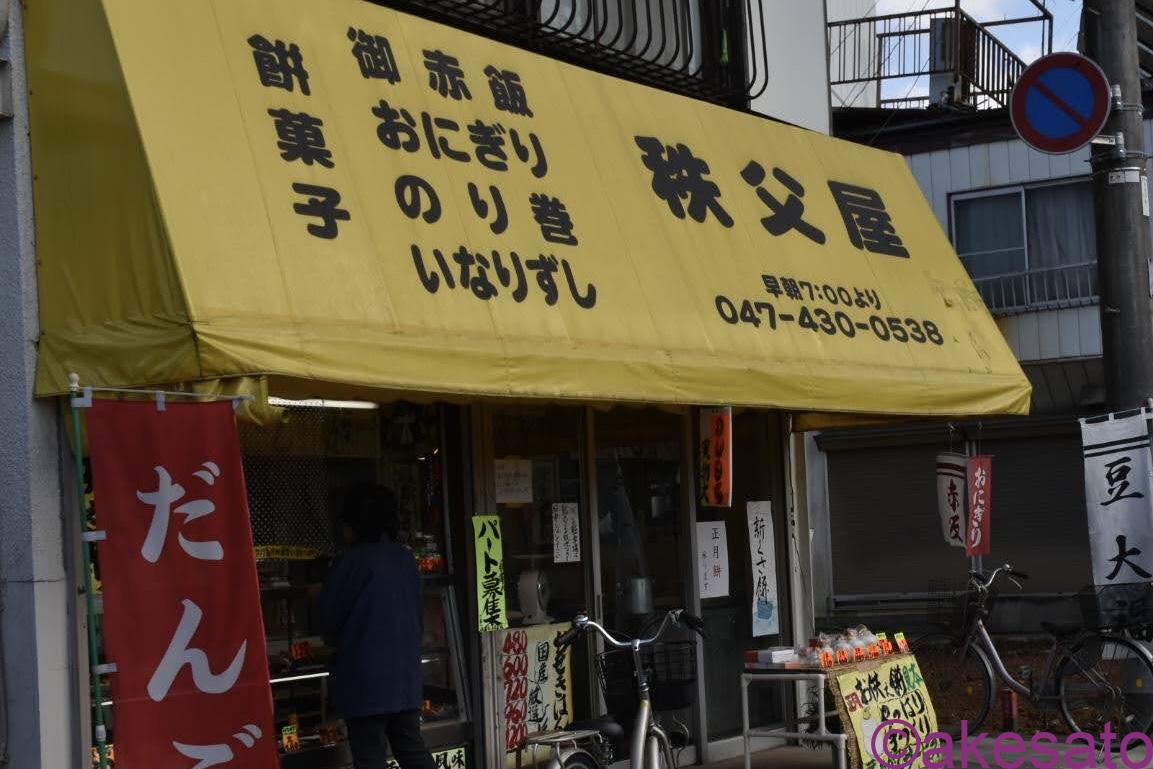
[495,459,534,504]
[551,503,580,563]
[474,515,509,631]
[86,400,277,769]
[1082,411,1153,586]
[965,456,992,557]
[747,502,779,636]
[935,453,967,548]
[696,521,730,599]
[829,654,939,769]
[496,623,573,755]
[699,407,732,507]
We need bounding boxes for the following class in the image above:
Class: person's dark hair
[340,483,400,544]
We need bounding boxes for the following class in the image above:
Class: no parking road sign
[1010,52,1111,155]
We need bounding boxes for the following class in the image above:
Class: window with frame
[951,180,1098,313]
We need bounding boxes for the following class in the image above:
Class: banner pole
[69,398,110,769]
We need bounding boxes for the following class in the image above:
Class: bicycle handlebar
[969,563,1029,592]
[554,609,705,650]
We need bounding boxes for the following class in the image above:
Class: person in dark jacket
[316,484,437,769]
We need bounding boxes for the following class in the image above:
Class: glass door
[594,407,694,741]
[489,405,593,724]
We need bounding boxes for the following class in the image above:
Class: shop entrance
[474,405,795,768]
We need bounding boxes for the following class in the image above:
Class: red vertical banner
[966,455,993,557]
[87,400,276,769]
[699,407,733,507]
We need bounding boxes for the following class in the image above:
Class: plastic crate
[597,640,697,714]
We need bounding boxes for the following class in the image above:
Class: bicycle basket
[1079,583,1153,630]
[596,640,697,713]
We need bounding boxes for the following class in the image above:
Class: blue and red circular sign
[1010,52,1111,155]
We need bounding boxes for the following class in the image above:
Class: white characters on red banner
[174,724,264,769]
[969,464,987,551]
[88,400,276,768]
[148,599,247,702]
[137,463,225,563]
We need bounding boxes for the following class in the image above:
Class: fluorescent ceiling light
[268,397,378,410]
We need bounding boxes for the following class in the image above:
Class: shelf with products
[261,577,471,760]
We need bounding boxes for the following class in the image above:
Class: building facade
[0,2,1031,768]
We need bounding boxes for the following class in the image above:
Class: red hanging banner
[87,400,276,769]
[699,407,733,507]
[966,455,993,558]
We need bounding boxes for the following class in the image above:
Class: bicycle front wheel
[911,632,996,735]
[1058,633,1153,735]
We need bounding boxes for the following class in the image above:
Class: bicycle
[913,563,1153,737]
[520,609,705,769]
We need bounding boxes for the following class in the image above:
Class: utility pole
[1084,0,1153,412]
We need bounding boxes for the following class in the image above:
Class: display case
[245,402,466,767]
[261,567,471,768]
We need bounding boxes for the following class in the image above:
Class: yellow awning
[28,0,1030,418]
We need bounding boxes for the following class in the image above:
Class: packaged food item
[858,625,881,659]
[894,631,910,653]
[818,634,836,668]
[876,632,895,656]
[848,627,867,662]
[834,634,853,665]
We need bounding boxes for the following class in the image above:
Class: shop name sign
[81,0,1029,418]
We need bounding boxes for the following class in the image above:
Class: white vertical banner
[1081,410,1153,586]
[551,503,580,563]
[747,502,779,637]
[936,453,967,548]
[696,521,730,599]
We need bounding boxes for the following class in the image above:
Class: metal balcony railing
[828,1,1050,110]
[970,261,1098,315]
[370,0,770,107]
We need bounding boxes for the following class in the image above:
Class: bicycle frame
[963,614,1053,699]
[571,611,685,769]
[958,565,1078,702]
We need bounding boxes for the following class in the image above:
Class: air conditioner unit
[929,16,976,106]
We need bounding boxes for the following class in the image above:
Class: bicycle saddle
[569,715,624,739]
[1041,620,1081,638]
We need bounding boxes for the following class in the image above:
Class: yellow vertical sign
[474,515,508,631]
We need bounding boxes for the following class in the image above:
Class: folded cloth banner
[935,453,967,548]
[699,407,732,507]
[86,399,276,769]
[1081,411,1153,586]
[965,456,992,557]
